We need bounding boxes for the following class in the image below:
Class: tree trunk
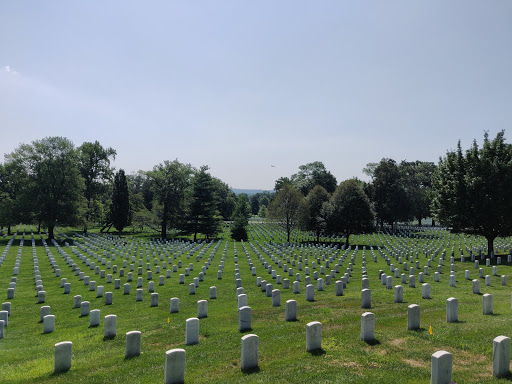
[486,234,495,258]
[418,217,422,227]
[345,232,350,248]
[7,226,11,236]
[432,219,436,227]
[316,230,320,243]
[48,225,54,241]
[194,232,197,242]
[161,219,167,239]
[161,202,168,239]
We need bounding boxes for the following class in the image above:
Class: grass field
[1,224,512,383]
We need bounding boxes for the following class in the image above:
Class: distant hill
[232,188,274,195]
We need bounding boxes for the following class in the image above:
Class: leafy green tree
[291,161,337,195]
[372,158,410,228]
[399,161,436,226]
[301,185,330,242]
[186,166,222,241]
[432,131,512,256]
[8,137,84,241]
[78,141,116,233]
[259,195,270,207]
[89,199,104,226]
[231,195,251,241]
[258,205,268,218]
[268,184,303,243]
[323,179,375,247]
[147,160,193,238]
[211,177,236,220]
[232,194,251,221]
[112,169,130,235]
[274,176,292,192]
[0,160,28,235]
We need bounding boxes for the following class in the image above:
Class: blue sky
[1,1,511,189]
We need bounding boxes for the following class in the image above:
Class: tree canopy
[78,141,116,233]
[431,131,512,255]
[112,169,130,234]
[322,179,375,247]
[186,166,222,241]
[146,160,193,238]
[7,137,84,240]
[268,184,303,243]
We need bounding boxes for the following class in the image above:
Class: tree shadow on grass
[309,348,326,356]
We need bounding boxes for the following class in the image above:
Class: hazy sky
[1,1,511,190]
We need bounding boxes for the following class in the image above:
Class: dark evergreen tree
[112,169,130,235]
[186,166,222,241]
[250,194,260,215]
[231,195,251,241]
[432,131,512,256]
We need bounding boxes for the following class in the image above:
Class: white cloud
[3,65,18,75]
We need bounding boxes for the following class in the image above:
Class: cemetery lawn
[2,225,512,383]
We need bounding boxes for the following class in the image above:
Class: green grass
[1,225,512,383]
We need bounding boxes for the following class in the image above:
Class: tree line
[0,137,237,241]
[2,132,511,255]
[267,132,512,256]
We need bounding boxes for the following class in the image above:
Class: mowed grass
[1,226,512,383]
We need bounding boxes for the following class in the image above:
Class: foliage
[274,176,292,192]
[431,131,512,255]
[7,137,84,240]
[0,160,28,235]
[258,205,268,218]
[146,160,193,238]
[250,194,260,215]
[259,195,270,207]
[372,158,410,227]
[78,141,116,232]
[111,169,130,234]
[268,184,303,242]
[275,162,336,196]
[300,185,330,242]
[230,195,251,241]
[232,194,251,221]
[186,166,222,241]
[322,179,375,246]
[399,161,436,226]
[211,177,237,220]
[291,161,337,195]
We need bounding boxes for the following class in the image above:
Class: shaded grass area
[1,226,512,383]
